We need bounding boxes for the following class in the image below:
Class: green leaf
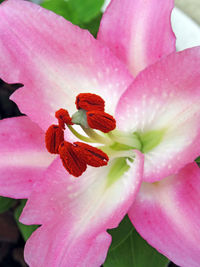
[0,196,15,213]
[107,216,134,251]
[41,0,104,25]
[14,199,38,241]
[104,216,169,267]
[81,12,102,38]
[195,156,200,163]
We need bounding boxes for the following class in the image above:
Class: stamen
[74,142,109,167]
[86,111,116,133]
[45,93,129,178]
[108,130,142,150]
[58,141,87,177]
[67,125,97,143]
[45,125,64,154]
[100,146,136,159]
[55,108,73,129]
[76,93,105,111]
[81,127,113,145]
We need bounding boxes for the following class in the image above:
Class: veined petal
[0,0,133,131]
[98,0,175,76]
[20,151,143,267]
[116,47,200,182]
[0,116,54,198]
[129,163,200,267]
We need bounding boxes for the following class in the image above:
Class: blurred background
[175,0,200,24]
[0,0,199,266]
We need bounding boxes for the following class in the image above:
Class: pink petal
[0,0,133,131]
[116,47,200,182]
[129,163,200,267]
[20,151,143,266]
[98,0,175,76]
[0,116,54,198]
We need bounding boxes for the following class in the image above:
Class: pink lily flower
[0,0,200,266]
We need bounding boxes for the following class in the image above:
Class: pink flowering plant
[0,0,200,266]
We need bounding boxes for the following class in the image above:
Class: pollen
[76,93,105,111]
[59,141,87,177]
[74,142,109,167]
[86,110,116,133]
[55,108,73,129]
[45,125,64,154]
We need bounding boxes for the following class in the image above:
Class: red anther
[74,142,109,167]
[45,125,64,154]
[86,111,116,133]
[55,108,73,129]
[58,141,87,177]
[76,93,105,112]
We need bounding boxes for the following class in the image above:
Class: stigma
[45,93,116,177]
